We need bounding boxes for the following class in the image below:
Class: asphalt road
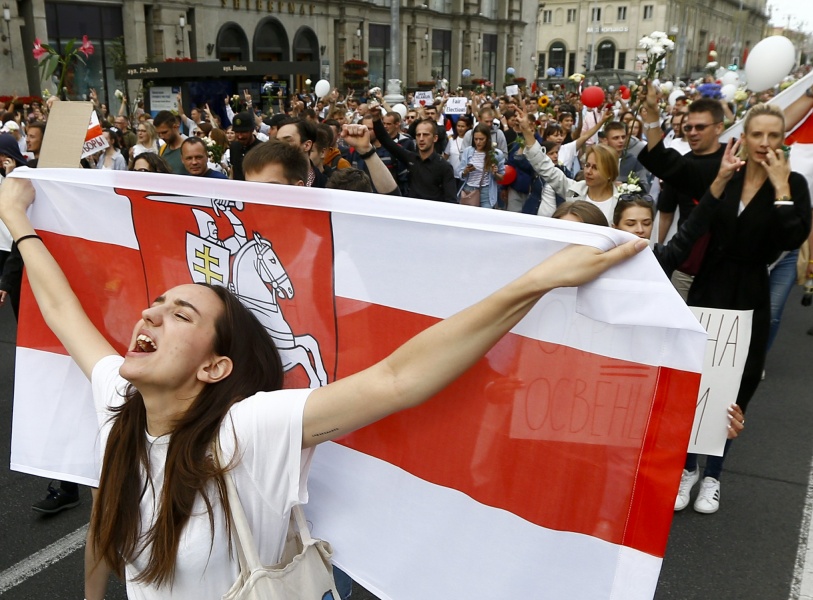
[1,287,812,599]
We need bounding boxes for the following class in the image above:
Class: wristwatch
[643,121,661,131]
[775,195,793,206]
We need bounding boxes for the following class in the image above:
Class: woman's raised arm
[301,238,647,448]
[0,178,117,378]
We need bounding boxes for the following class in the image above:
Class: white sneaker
[693,477,721,514]
[675,469,699,511]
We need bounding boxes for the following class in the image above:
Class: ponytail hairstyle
[90,283,284,586]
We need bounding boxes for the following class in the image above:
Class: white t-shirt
[582,195,618,225]
[92,355,314,599]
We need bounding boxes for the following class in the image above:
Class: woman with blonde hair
[131,121,161,160]
[517,109,621,224]
[642,92,811,514]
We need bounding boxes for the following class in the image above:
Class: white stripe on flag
[27,177,138,249]
[11,348,102,486]
[332,212,706,373]
[307,442,661,600]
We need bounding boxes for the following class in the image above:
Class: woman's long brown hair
[472,123,496,173]
[90,283,284,586]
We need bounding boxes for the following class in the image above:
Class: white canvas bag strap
[215,441,263,572]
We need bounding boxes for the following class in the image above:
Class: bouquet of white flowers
[638,31,675,79]
[203,136,224,165]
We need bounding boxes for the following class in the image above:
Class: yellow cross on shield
[186,232,231,286]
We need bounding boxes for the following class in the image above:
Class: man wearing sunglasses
[638,92,726,299]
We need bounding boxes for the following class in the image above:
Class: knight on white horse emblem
[186,200,328,388]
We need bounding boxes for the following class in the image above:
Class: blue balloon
[462,69,472,77]
[546,67,556,77]
[506,67,516,75]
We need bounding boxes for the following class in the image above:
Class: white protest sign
[687,307,753,456]
[150,86,180,117]
[506,84,519,96]
[81,111,109,158]
[414,90,434,108]
[445,97,468,115]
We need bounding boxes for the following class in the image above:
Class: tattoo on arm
[312,428,339,438]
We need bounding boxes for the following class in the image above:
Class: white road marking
[0,523,87,594]
[791,456,813,600]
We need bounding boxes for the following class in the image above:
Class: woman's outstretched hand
[526,238,648,293]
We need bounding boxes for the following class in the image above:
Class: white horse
[231,232,328,388]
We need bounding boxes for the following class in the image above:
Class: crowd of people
[0,70,811,597]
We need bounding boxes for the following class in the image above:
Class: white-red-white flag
[9,169,706,599]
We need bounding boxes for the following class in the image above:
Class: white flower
[617,182,643,195]
[639,36,655,49]
[305,78,312,85]
[114,89,123,99]
[663,39,675,51]
[648,45,665,57]
[650,31,667,40]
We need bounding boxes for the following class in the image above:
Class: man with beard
[229,111,263,181]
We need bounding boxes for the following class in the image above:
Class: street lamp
[178,15,186,58]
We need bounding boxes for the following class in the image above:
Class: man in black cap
[229,110,263,181]
[258,113,288,140]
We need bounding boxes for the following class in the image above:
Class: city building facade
[535,0,770,81]
[0,0,537,111]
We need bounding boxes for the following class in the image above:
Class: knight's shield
[186,232,231,287]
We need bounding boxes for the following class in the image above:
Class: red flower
[32,38,47,60]
[80,35,94,58]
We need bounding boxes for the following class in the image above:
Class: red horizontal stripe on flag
[334,298,698,557]
[17,231,147,355]
[787,113,813,144]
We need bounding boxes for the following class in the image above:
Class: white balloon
[745,36,796,92]
[721,84,737,102]
[721,71,740,86]
[660,81,674,94]
[392,103,408,118]
[668,89,685,107]
[314,79,331,98]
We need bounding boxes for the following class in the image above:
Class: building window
[292,26,319,90]
[44,2,124,105]
[542,10,552,24]
[536,52,546,78]
[480,0,497,20]
[216,23,249,62]
[548,41,566,77]
[617,6,627,21]
[481,34,497,85]
[368,24,391,89]
[567,8,576,23]
[568,52,576,76]
[591,7,601,22]
[643,5,653,19]
[431,29,452,82]
[253,18,289,62]
[596,40,615,70]
[617,51,626,69]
